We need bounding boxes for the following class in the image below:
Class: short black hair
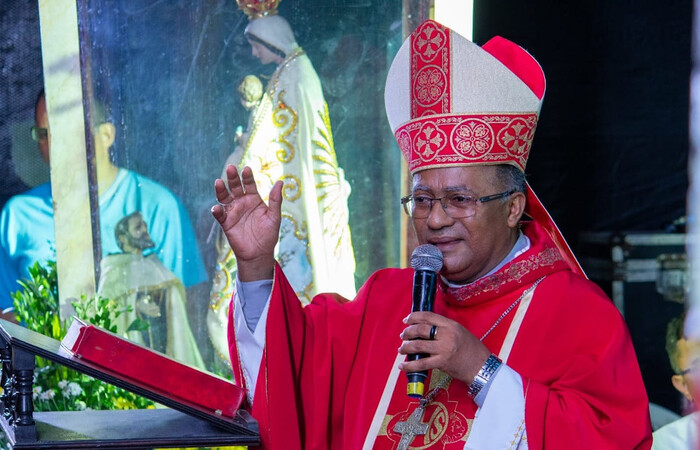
[88,97,110,126]
[495,164,527,194]
[35,88,111,126]
[114,211,142,251]
[666,311,687,374]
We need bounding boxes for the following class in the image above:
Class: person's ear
[507,192,526,228]
[96,122,116,148]
[672,374,694,402]
[116,234,126,253]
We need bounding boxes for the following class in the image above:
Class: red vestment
[228,222,652,449]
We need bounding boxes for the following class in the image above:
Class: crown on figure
[236,0,281,20]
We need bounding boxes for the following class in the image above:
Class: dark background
[473,0,692,416]
[474,1,689,238]
[0,0,42,208]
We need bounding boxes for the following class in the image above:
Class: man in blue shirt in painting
[0,91,207,319]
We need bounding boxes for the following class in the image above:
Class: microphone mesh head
[410,244,444,272]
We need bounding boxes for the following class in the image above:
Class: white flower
[32,386,42,400]
[58,380,70,397]
[39,389,55,401]
[66,382,82,397]
[75,401,86,411]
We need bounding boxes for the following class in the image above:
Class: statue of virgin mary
[208,7,356,368]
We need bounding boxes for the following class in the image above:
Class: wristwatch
[468,354,502,398]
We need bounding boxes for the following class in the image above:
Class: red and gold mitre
[236,0,281,20]
[385,20,545,175]
[386,20,586,277]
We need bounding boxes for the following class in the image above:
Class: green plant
[11,261,154,411]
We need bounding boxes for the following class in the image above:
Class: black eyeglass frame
[400,189,516,218]
[30,126,48,142]
[678,367,697,376]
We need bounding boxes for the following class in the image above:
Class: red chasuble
[228,222,652,449]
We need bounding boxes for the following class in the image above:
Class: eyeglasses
[401,190,516,219]
[679,364,700,377]
[31,126,48,142]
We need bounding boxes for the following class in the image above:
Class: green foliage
[11,261,155,412]
[12,261,60,340]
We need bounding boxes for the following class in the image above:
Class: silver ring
[429,325,438,340]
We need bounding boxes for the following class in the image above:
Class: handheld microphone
[406,244,443,398]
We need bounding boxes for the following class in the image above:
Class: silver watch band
[468,354,502,398]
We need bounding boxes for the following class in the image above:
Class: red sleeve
[228,263,380,449]
[513,274,653,449]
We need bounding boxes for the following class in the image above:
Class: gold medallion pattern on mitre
[396,113,538,173]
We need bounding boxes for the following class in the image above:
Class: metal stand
[0,339,37,444]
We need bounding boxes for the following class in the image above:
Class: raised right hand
[211,165,282,281]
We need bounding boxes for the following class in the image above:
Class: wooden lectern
[0,319,260,449]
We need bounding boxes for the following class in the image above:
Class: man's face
[410,166,520,284]
[35,95,114,166]
[34,95,50,163]
[673,338,700,402]
[126,214,155,251]
[248,39,280,65]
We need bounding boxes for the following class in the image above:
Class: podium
[0,319,260,449]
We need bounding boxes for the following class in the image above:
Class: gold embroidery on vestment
[277,213,313,304]
[384,370,472,447]
[273,91,297,163]
[314,103,339,160]
[378,414,393,436]
[312,155,337,167]
[280,213,307,240]
[508,420,526,449]
[314,170,341,179]
[281,174,302,201]
[450,247,562,301]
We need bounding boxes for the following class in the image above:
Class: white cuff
[466,364,527,449]
[233,282,270,405]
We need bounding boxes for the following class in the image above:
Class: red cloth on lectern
[228,222,651,449]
